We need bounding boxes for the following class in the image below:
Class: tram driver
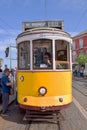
[42,52,52,67]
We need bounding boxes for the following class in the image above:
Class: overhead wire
[0,16,16,37]
[0,17,15,30]
[73,8,87,33]
[0,17,17,53]
[41,0,47,20]
[44,0,47,19]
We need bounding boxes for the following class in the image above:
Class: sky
[0,0,87,69]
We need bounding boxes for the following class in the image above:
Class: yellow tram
[16,20,72,111]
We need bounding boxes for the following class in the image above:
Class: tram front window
[55,40,70,69]
[18,42,30,69]
[33,39,52,69]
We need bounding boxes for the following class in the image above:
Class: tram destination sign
[22,20,64,31]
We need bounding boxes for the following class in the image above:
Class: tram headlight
[38,86,47,96]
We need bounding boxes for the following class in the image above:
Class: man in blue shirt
[1,68,12,116]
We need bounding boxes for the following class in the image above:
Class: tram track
[25,122,62,130]
[73,80,87,97]
[73,85,87,97]
[57,121,61,130]
[24,121,62,130]
[73,77,87,83]
[25,121,32,130]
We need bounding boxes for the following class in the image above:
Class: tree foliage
[76,54,87,65]
[0,58,3,61]
[0,58,3,67]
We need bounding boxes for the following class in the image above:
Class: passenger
[1,68,13,116]
[0,68,3,86]
[80,66,84,77]
[43,52,52,67]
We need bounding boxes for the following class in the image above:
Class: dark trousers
[2,92,9,113]
[15,92,18,105]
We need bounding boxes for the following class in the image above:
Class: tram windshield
[18,39,71,70]
[33,39,52,69]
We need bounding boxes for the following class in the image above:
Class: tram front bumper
[19,95,72,107]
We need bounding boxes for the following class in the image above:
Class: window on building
[79,39,83,49]
[72,42,76,50]
[86,50,87,55]
[72,51,77,62]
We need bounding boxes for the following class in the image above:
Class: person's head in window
[43,52,52,67]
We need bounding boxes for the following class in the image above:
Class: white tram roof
[22,20,64,32]
[17,27,71,39]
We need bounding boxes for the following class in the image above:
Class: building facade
[72,30,87,63]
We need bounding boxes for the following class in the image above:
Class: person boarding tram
[1,68,13,116]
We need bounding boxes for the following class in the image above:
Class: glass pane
[55,40,70,69]
[33,39,52,69]
[18,42,30,69]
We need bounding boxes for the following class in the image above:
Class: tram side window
[33,39,52,69]
[18,42,30,69]
[55,40,70,69]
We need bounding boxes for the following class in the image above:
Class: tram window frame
[18,41,30,70]
[55,40,70,70]
[32,39,53,70]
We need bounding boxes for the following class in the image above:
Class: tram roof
[16,27,71,40]
[22,20,64,32]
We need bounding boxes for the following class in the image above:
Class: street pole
[10,45,12,70]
